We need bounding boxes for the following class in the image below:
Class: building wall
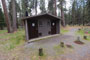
[25,18,60,40]
[38,18,60,37]
[56,20,60,34]
[38,18,51,37]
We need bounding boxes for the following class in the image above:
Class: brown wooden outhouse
[22,13,60,40]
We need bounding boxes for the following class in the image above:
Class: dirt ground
[0,27,90,60]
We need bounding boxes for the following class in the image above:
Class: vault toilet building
[22,13,60,40]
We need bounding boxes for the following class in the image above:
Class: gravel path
[59,28,90,60]
[24,28,90,60]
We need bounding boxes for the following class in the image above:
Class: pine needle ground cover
[0,30,25,52]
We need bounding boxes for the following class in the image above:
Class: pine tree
[40,0,46,14]
[1,0,12,33]
[48,0,55,15]
[0,7,5,30]
[21,0,28,16]
[54,0,57,16]
[86,0,90,24]
[72,0,76,25]
[12,0,17,32]
[34,0,37,15]
[58,0,66,27]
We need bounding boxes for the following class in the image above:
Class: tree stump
[60,42,64,47]
[83,36,87,39]
[77,36,80,41]
[39,48,43,56]
[78,29,81,31]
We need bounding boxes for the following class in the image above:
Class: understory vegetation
[0,29,25,52]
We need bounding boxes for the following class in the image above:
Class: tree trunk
[61,1,65,27]
[1,0,12,33]
[12,0,17,32]
[82,1,85,26]
[35,0,37,15]
[54,0,57,16]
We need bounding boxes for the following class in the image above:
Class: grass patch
[0,30,25,52]
[61,29,68,34]
[54,45,65,55]
[86,36,90,40]
[29,49,47,60]
[0,30,7,34]
[77,30,84,36]
[54,43,74,55]
[77,28,90,40]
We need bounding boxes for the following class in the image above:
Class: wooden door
[51,20,56,34]
[28,20,38,39]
